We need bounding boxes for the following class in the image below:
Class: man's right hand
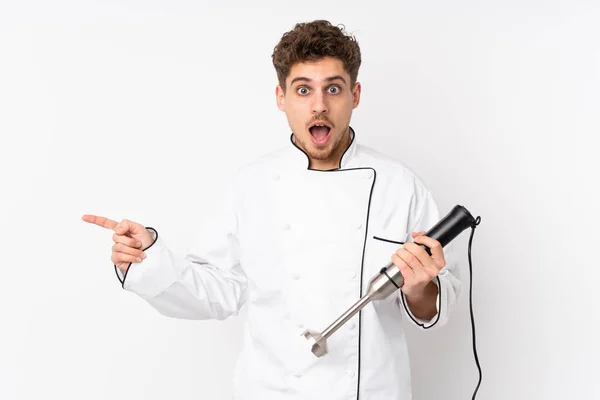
[82,215,154,272]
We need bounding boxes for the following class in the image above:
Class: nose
[312,91,328,115]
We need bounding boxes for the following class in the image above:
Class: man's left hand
[391,231,446,298]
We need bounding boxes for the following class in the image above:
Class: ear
[276,85,285,111]
[352,82,362,109]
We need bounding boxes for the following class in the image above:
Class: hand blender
[302,204,479,357]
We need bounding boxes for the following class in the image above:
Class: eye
[328,85,340,94]
[297,87,309,95]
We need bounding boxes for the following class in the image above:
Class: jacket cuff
[400,276,442,329]
[114,227,158,288]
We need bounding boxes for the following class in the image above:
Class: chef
[82,19,461,400]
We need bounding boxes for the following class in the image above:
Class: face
[276,56,361,169]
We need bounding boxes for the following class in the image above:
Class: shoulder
[355,144,431,197]
[226,144,292,195]
[236,145,290,176]
[355,144,440,228]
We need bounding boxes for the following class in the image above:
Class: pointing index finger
[82,214,118,230]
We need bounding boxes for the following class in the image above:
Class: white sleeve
[113,180,248,321]
[399,190,461,330]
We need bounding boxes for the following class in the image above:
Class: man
[83,20,460,400]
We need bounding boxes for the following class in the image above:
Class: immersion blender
[302,204,479,357]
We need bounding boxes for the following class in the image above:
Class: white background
[1,1,599,399]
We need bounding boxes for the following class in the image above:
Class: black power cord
[468,216,482,399]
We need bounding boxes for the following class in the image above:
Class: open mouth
[309,122,332,145]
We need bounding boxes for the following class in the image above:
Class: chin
[298,134,333,157]
[307,148,334,161]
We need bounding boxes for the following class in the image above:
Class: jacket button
[364,170,373,179]
[284,223,291,230]
[349,322,356,330]
[346,371,356,378]
[350,272,357,279]
[356,223,362,230]
[273,174,280,180]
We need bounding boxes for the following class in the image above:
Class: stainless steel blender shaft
[302,261,405,357]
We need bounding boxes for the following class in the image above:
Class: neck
[309,127,352,171]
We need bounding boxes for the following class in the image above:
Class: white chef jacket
[115,127,461,400]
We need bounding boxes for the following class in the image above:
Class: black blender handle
[418,205,478,255]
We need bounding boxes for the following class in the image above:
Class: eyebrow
[290,75,347,86]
